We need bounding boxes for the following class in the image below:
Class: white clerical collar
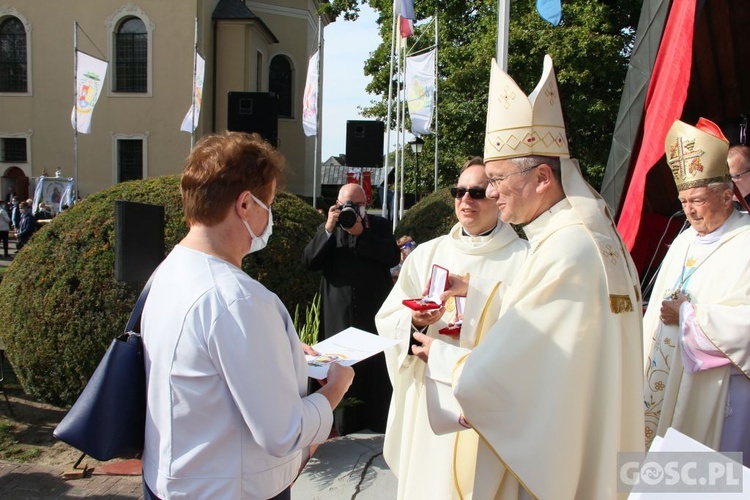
[693,212,734,245]
[460,223,498,239]
[523,198,571,249]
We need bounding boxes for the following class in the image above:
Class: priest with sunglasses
[375,157,528,499]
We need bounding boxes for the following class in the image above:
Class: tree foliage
[324,0,642,190]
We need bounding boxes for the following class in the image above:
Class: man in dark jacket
[16,201,36,250]
[303,182,400,434]
[10,196,20,231]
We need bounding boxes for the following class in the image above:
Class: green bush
[394,188,457,244]
[0,175,323,406]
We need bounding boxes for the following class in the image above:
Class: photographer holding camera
[303,182,400,435]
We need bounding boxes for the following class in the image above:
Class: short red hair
[181,132,285,226]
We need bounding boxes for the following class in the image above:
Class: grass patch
[0,418,42,463]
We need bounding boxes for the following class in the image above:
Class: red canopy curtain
[616,0,697,274]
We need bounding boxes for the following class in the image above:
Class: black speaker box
[227,92,279,146]
[346,120,385,168]
[115,200,165,282]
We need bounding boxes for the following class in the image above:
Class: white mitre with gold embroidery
[483,55,640,313]
[484,54,569,161]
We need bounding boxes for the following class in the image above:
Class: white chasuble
[643,210,750,450]
[375,222,528,500]
[451,200,644,500]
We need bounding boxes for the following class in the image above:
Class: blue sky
[321,5,381,160]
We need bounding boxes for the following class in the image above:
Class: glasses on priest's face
[450,187,487,200]
[731,167,750,182]
[486,163,542,187]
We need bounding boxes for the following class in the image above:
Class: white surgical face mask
[243,193,273,254]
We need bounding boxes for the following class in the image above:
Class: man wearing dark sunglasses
[375,157,528,499]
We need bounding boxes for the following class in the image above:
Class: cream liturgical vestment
[430,196,645,500]
[375,222,528,500]
[644,210,750,451]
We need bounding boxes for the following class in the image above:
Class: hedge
[393,188,457,244]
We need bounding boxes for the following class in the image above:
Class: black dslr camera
[336,201,360,229]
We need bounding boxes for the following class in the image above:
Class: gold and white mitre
[664,118,730,191]
[484,55,569,161]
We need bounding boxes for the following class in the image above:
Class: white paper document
[627,428,750,499]
[306,327,400,379]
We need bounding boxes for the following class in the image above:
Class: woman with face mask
[140,132,354,500]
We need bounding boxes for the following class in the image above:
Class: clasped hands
[659,292,689,325]
[410,272,470,361]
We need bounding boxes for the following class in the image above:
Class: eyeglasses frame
[730,167,750,182]
[487,163,543,187]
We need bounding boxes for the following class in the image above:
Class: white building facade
[0,0,328,200]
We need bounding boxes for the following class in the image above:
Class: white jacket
[142,245,332,499]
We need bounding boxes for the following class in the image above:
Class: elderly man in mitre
[375,157,528,499]
[410,55,645,500]
[644,118,750,466]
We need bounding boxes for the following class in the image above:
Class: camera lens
[338,207,358,229]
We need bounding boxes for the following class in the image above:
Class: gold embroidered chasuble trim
[448,280,542,499]
[644,219,750,446]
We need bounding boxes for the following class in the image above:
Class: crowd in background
[0,190,65,259]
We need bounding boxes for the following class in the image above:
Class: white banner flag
[405,50,436,136]
[180,53,206,132]
[302,51,319,137]
[70,51,108,134]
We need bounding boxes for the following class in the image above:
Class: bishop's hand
[660,292,689,325]
[437,273,469,303]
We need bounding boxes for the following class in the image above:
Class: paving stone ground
[0,462,143,499]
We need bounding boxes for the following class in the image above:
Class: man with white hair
[412,55,645,499]
[643,118,750,466]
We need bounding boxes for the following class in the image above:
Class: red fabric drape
[616,0,697,272]
[345,172,373,204]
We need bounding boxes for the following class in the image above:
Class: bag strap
[124,270,158,334]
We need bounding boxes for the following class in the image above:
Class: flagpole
[386,13,398,229]
[401,40,409,216]
[497,0,510,71]
[73,22,79,201]
[433,14,439,192]
[313,15,324,210]
[396,39,405,221]
[190,17,198,150]
[394,35,403,223]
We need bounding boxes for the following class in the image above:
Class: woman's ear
[235,190,251,218]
